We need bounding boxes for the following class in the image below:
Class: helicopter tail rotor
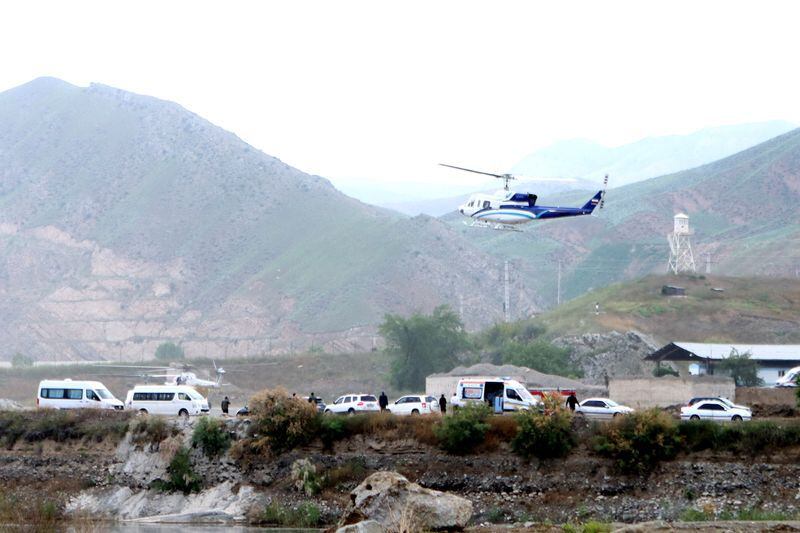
[599,174,609,209]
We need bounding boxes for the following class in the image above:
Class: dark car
[304,396,326,413]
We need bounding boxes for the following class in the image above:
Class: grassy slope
[533,274,800,345]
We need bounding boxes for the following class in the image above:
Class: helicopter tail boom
[581,190,604,213]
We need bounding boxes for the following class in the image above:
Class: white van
[450,378,539,412]
[37,379,124,410]
[125,385,209,416]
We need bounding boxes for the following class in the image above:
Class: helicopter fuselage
[459,189,602,225]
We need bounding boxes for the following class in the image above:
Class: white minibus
[125,385,209,416]
[37,379,124,410]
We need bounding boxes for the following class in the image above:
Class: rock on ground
[339,471,472,531]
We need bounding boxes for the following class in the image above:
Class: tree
[717,349,763,387]
[379,305,469,390]
[11,352,34,368]
[155,342,185,362]
[500,340,581,377]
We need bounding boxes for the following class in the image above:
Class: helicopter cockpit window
[483,201,490,209]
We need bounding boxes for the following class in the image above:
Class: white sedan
[576,398,634,419]
[681,399,751,422]
[324,394,380,415]
[387,395,439,415]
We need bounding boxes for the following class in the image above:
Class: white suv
[388,395,439,415]
[325,394,380,415]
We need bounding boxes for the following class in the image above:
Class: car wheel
[178,409,189,418]
[138,409,148,415]
[348,408,355,415]
[613,412,621,418]
[732,415,743,422]
[323,409,332,415]
[690,415,700,420]
[411,409,419,415]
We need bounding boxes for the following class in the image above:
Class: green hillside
[532,274,800,345]
[448,127,800,309]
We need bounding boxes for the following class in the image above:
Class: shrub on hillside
[0,410,131,449]
[192,416,231,457]
[130,415,177,447]
[155,446,201,494]
[248,387,318,454]
[433,403,491,454]
[592,409,680,474]
[512,408,575,460]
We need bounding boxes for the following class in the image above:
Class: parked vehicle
[37,379,124,410]
[325,394,380,415]
[450,378,539,412]
[125,385,210,416]
[681,399,752,422]
[687,396,748,410]
[775,366,800,387]
[388,395,439,415]
[303,396,327,413]
[575,398,633,419]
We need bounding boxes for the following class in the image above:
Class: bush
[678,420,800,456]
[318,415,348,450]
[192,416,231,457]
[155,341,185,361]
[653,364,679,377]
[512,409,575,460]
[130,416,176,446]
[11,353,33,368]
[290,459,321,496]
[156,446,201,494]
[592,409,680,474]
[262,501,321,527]
[0,410,131,449]
[434,403,491,454]
[248,387,318,454]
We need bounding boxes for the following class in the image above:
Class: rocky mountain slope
[0,78,538,361]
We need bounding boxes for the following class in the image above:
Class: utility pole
[557,260,562,306]
[503,260,510,322]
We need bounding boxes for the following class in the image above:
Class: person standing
[439,394,447,415]
[379,391,388,411]
[221,396,230,415]
[308,392,316,404]
[565,393,579,412]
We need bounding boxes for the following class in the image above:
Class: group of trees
[379,305,575,389]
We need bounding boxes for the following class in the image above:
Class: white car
[775,366,800,387]
[681,399,752,422]
[576,398,634,419]
[325,394,380,415]
[387,395,439,415]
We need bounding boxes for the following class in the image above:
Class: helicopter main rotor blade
[439,163,512,180]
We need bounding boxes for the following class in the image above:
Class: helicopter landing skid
[464,219,522,232]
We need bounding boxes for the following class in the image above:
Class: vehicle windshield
[516,388,535,401]
[95,389,113,400]
[718,397,735,407]
[605,399,619,407]
[186,390,204,401]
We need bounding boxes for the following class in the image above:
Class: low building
[644,342,800,386]
[609,375,734,409]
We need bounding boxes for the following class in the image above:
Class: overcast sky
[2,0,800,196]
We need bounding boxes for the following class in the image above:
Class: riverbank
[2,409,800,530]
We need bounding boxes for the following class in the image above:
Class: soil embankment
[2,411,800,529]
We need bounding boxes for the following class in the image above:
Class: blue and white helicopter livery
[441,164,608,231]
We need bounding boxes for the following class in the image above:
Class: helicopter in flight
[441,163,608,231]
